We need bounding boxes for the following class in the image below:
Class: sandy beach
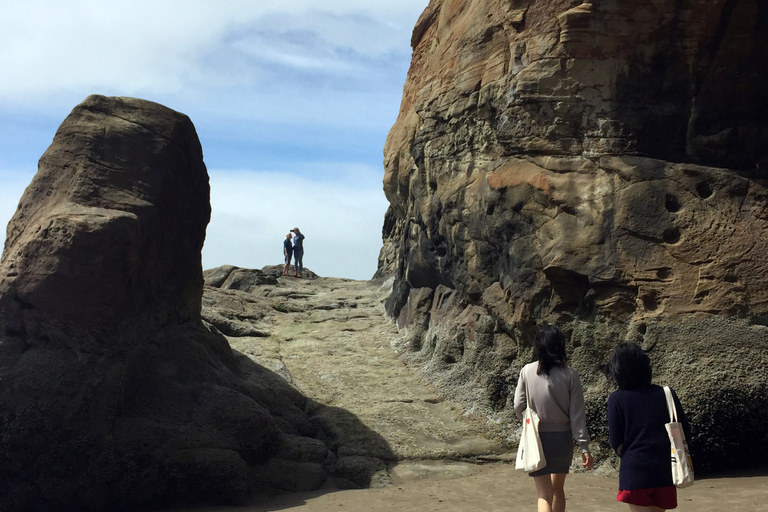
[179,463,768,512]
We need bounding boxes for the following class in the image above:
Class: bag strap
[663,386,678,423]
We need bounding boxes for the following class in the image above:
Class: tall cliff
[379,0,768,472]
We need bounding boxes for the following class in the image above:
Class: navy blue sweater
[607,385,692,490]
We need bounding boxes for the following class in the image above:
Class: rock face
[0,96,331,510]
[379,0,768,472]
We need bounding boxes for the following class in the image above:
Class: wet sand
[181,464,768,512]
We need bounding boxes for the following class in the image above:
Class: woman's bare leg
[550,473,567,512]
[534,475,554,512]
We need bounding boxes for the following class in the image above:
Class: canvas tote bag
[516,368,547,472]
[663,386,694,488]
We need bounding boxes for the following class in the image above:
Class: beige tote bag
[663,386,694,488]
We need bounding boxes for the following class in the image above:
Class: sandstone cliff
[379,0,768,472]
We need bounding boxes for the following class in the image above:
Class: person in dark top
[282,233,293,276]
[291,227,305,278]
[606,343,693,511]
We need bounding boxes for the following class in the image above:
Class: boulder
[379,0,768,473]
[0,96,329,511]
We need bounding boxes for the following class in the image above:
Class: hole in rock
[665,194,681,212]
[696,182,713,199]
[662,227,681,244]
[656,268,671,280]
[543,266,591,307]
[642,294,659,311]
[637,323,647,335]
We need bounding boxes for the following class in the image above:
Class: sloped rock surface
[379,0,768,473]
[201,268,510,488]
[0,96,335,511]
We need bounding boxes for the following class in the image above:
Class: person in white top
[514,325,594,512]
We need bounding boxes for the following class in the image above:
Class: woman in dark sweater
[606,343,692,511]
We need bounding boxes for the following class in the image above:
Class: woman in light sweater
[514,325,594,512]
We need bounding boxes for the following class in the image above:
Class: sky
[0,0,429,280]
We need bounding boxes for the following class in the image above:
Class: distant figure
[513,325,593,512]
[291,227,305,277]
[606,343,692,512]
[282,232,293,276]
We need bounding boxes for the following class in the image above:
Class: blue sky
[0,0,428,280]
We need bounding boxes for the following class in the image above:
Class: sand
[179,464,768,512]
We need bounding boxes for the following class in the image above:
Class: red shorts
[617,486,677,509]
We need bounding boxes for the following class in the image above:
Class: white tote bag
[663,386,694,488]
[516,374,547,472]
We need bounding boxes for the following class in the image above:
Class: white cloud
[204,166,388,280]
[0,0,425,104]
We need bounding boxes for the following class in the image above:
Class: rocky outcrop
[379,0,768,472]
[201,269,505,488]
[0,96,333,511]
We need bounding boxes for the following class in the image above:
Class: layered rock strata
[0,96,332,511]
[379,0,768,472]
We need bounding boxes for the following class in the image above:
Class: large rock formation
[0,96,333,511]
[379,0,768,472]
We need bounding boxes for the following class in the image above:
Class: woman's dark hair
[606,342,653,389]
[534,325,567,375]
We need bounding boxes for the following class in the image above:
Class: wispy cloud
[0,1,422,104]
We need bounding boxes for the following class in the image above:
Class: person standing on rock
[606,343,692,512]
[514,325,593,512]
[291,227,304,277]
[282,232,293,276]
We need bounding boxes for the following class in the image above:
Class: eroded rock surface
[202,269,511,490]
[379,0,768,472]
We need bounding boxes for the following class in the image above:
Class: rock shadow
[0,319,396,511]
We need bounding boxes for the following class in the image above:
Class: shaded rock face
[379,0,768,472]
[0,94,210,342]
[0,96,333,511]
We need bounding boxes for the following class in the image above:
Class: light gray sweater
[513,361,590,452]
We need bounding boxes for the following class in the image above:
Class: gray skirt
[529,431,573,476]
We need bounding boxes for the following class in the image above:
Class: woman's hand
[582,451,594,470]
